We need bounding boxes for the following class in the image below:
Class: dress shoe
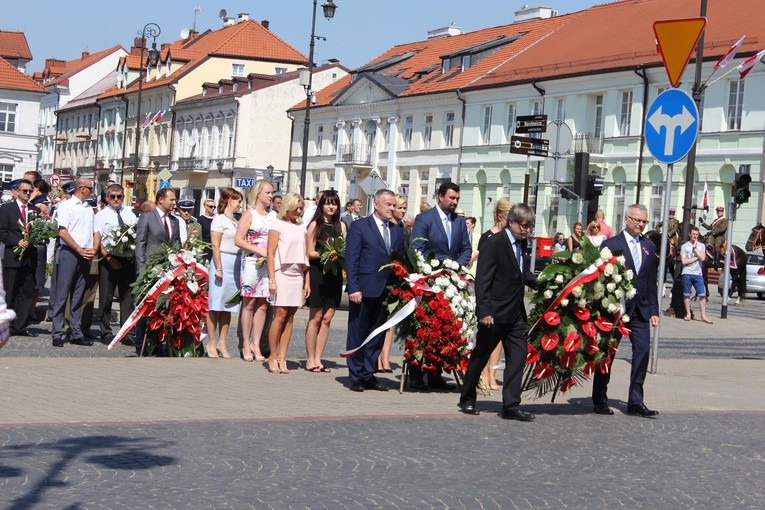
[70,337,94,347]
[499,408,535,422]
[11,329,37,338]
[363,380,388,392]
[457,401,480,415]
[593,405,615,415]
[52,338,65,347]
[627,403,659,417]
[428,377,455,391]
[349,382,365,392]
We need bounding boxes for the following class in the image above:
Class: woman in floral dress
[234,180,275,362]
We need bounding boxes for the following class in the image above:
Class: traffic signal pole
[720,192,736,319]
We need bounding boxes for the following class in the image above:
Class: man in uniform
[177,199,202,242]
[701,206,727,268]
[656,207,680,249]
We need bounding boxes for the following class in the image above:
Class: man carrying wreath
[458,203,537,421]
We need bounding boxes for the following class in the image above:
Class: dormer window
[232,63,245,77]
[440,34,523,74]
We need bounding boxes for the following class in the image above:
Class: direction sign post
[509,135,549,157]
[645,89,699,164]
[515,114,547,134]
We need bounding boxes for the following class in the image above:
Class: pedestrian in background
[596,210,613,239]
[567,222,583,252]
[680,226,713,324]
[586,221,606,248]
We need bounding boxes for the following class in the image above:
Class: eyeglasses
[627,216,648,225]
[109,194,124,200]
[205,204,215,208]
[17,189,33,194]
[516,222,534,230]
[79,185,93,191]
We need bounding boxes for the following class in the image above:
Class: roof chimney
[514,6,558,23]
[237,12,249,22]
[81,51,90,59]
[262,19,270,30]
[427,23,464,40]
[224,17,236,27]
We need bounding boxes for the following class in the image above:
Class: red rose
[533,362,554,380]
[563,331,581,352]
[573,306,590,321]
[544,311,561,326]
[595,315,614,332]
[540,331,559,351]
[559,350,577,369]
[581,321,597,338]
[526,344,540,365]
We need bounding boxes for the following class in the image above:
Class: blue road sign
[236,177,254,188]
[645,88,699,164]
[159,181,171,189]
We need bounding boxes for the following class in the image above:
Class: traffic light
[734,172,751,204]
[585,174,605,200]
[560,186,577,200]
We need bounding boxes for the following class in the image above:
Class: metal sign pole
[720,193,736,319]
[650,163,673,374]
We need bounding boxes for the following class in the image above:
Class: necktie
[383,221,391,255]
[445,216,452,249]
[632,238,642,274]
[515,240,523,272]
[20,204,26,224]
[116,209,125,227]
[163,213,170,239]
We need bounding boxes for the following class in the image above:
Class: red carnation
[563,331,581,352]
[559,350,577,369]
[595,315,614,332]
[544,311,561,326]
[526,344,540,365]
[573,306,590,321]
[533,362,554,380]
[540,331,560,351]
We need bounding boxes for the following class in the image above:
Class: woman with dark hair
[206,187,243,358]
[304,189,346,372]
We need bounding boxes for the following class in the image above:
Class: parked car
[718,251,765,299]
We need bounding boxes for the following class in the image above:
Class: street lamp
[132,22,161,202]
[299,0,337,197]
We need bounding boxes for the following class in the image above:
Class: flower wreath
[523,237,635,400]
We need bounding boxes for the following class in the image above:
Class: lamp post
[132,22,161,202]
[299,0,337,198]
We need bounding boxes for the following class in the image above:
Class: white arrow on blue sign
[236,177,254,188]
[645,88,699,164]
[159,181,171,189]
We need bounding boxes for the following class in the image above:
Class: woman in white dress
[234,180,276,362]
[586,220,607,248]
[206,188,243,358]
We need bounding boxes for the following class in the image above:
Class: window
[650,184,663,226]
[505,103,515,141]
[531,100,543,116]
[274,67,288,75]
[316,125,323,155]
[444,112,455,147]
[423,115,432,149]
[331,124,338,153]
[594,95,604,138]
[0,164,13,181]
[727,80,745,130]
[231,63,245,77]
[555,99,565,122]
[614,183,625,229]
[482,106,493,145]
[619,90,633,136]
[403,116,413,150]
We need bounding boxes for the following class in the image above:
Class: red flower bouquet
[523,237,635,400]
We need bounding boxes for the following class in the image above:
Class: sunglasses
[109,194,124,199]
[80,185,93,191]
[18,189,33,194]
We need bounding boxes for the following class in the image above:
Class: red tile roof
[0,30,32,60]
[38,46,125,86]
[0,57,46,93]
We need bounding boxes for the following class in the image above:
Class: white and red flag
[714,36,745,69]
[700,180,709,222]
[142,111,153,127]
[738,49,765,79]
[151,110,165,124]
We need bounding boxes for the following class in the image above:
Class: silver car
[718,251,765,299]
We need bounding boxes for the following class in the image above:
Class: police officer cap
[715,206,724,212]
[178,199,195,209]
[86,197,98,208]
[62,182,76,194]
[9,178,24,189]
[668,208,675,214]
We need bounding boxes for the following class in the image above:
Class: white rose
[613,274,622,283]
[436,276,449,287]
[604,263,614,276]
[578,299,587,307]
[626,288,637,299]
[431,285,442,294]
[622,314,630,323]
[445,287,456,298]
[555,274,564,284]
[421,263,432,274]
[606,283,616,293]
[618,255,626,265]
[601,297,611,309]
[594,282,604,293]
[571,286,583,298]
[615,289,624,299]
[544,290,553,299]
[572,253,584,264]
[600,247,613,260]
[431,259,440,267]
[457,280,466,289]
[607,303,618,313]
[561,298,569,307]
[625,269,634,280]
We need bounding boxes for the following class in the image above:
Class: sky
[4,0,601,73]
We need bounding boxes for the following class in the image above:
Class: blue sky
[5,0,601,72]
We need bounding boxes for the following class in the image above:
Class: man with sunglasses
[50,178,97,347]
[592,203,660,418]
[0,179,41,336]
[94,184,137,344]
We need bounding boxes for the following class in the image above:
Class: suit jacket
[601,231,659,320]
[474,230,536,324]
[410,207,472,266]
[345,215,404,299]
[341,213,361,230]
[0,201,41,268]
[135,208,182,268]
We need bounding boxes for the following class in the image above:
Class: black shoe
[349,382,365,392]
[593,405,615,415]
[457,401,480,415]
[11,329,37,338]
[70,337,94,346]
[499,408,535,422]
[52,338,65,347]
[428,377,455,391]
[407,379,429,392]
[627,403,659,417]
[364,380,389,392]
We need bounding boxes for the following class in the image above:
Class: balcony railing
[337,144,372,166]
[574,132,605,155]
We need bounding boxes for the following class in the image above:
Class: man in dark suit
[409,181,472,390]
[592,203,660,418]
[340,198,362,229]
[0,179,40,336]
[134,188,180,355]
[458,203,537,421]
[344,189,404,392]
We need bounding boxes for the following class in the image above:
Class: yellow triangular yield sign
[653,18,707,87]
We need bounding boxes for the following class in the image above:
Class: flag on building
[701,180,709,222]
[713,35,745,69]
[142,111,153,127]
[737,49,765,79]
[151,110,165,124]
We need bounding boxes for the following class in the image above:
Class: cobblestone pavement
[1,414,763,509]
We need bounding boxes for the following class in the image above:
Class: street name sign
[510,135,549,157]
[653,18,706,88]
[515,114,548,134]
[645,88,699,164]
[236,177,254,188]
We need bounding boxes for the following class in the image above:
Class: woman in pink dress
[266,193,310,374]
[234,180,276,362]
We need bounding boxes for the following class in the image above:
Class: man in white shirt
[680,226,712,323]
[94,184,138,343]
[51,178,97,347]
